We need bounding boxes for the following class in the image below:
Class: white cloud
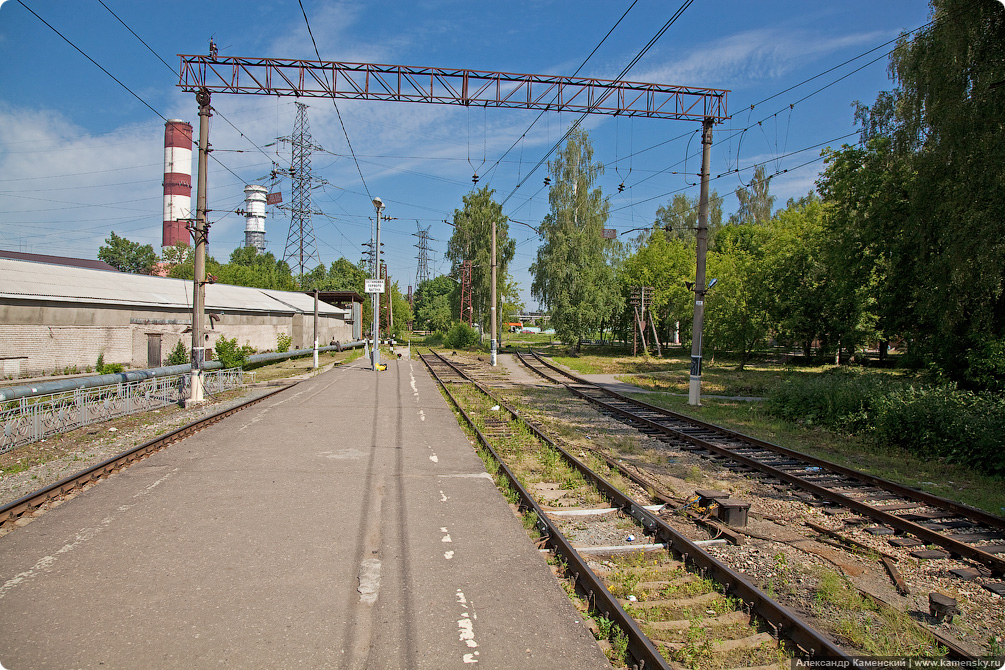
[630,27,891,89]
[0,103,164,256]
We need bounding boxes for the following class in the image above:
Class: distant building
[0,258,358,378]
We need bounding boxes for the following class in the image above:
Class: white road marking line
[457,589,481,662]
[357,558,381,606]
[1,469,178,600]
[444,550,454,560]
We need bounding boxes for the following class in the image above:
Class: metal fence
[1,368,249,453]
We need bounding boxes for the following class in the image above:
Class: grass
[637,391,1005,515]
[529,349,1005,515]
[813,567,945,657]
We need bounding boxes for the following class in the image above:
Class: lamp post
[371,197,384,372]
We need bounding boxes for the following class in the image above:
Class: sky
[0,0,937,309]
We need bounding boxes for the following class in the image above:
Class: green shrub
[166,339,189,366]
[276,332,292,353]
[768,371,1005,475]
[95,352,124,375]
[444,322,479,348]
[766,369,897,433]
[213,337,255,369]
[872,386,1005,475]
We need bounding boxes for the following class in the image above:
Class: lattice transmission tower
[277,102,323,276]
[413,222,432,288]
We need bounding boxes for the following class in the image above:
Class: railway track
[516,350,1005,589]
[0,385,289,531]
[421,350,852,669]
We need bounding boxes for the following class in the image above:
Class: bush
[95,352,124,375]
[872,386,1005,475]
[767,371,1005,475]
[166,339,189,366]
[276,332,292,353]
[213,337,255,369]
[766,369,897,433]
[444,322,479,349]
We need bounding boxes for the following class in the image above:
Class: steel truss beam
[178,56,728,121]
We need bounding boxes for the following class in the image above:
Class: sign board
[266,192,283,205]
[364,279,386,294]
[601,228,617,239]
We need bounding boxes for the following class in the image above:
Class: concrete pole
[372,199,383,372]
[688,117,714,406]
[189,88,211,406]
[490,218,497,366]
[313,289,319,369]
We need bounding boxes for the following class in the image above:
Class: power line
[95,0,276,171]
[17,0,167,122]
[297,0,372,202]
[500,0,695,208]
[480,0,641,185]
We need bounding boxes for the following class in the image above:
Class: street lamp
[371,197,385,373]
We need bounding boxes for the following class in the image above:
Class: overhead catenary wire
[500,0,696,208]
[478,0,641,186]
[297,0,372,203]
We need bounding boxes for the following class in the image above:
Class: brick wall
[0,324,131,377]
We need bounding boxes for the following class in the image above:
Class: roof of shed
[0,258,349,316]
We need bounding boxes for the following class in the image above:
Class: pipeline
[0,340,365,401]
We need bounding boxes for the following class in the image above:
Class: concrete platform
[0,357,610,669]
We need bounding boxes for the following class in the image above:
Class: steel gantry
[177,54,728,402]
[178,57,728,121]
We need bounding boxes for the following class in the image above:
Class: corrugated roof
[0,250,119,272]
[0,258,348,316]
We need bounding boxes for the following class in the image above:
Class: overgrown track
[517,351,1005,582]
[422,350,850,668]
[0,386,289,530]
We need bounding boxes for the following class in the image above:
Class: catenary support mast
[179,54,726,395]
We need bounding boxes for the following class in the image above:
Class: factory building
[0,257,361,379]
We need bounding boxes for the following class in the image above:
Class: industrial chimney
[243,184,267,252]
[162,119,193,248]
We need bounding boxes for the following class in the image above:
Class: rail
[423,350,850,665]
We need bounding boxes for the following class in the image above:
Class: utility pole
[313,288,319,369]
[688,118,714,406]
[188,87,211,406]
[490,218,497,366]
[371,197,384,372]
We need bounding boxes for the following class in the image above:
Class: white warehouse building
[0,257,361,378]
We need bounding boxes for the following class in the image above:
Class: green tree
[531,128,622,352]
[160,242,192,269]
[617,229,693,350]
[653,192,723,245]
[413,275,458,332]
[97,231,158,274]
[729,165,776,226]
[445,187,516,337]
[759,195,850,359]
[849,0,1005,385]
[217,246,295,290]
[704,223,773,367]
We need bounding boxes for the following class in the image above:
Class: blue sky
[0,0,935,308]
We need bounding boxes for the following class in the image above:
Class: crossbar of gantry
[178,56,728,121]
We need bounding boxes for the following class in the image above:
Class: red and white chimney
[162,119,193,247]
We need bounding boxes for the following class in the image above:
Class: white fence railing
[1,368,250,453]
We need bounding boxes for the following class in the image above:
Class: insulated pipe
[0,341,365,401]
